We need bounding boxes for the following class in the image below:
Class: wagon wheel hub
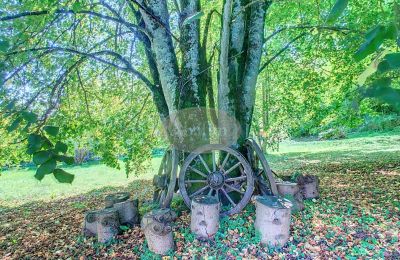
[207,171,225,189]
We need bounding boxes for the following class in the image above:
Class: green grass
[0,158,161,207]
[267,130,400,172]
[1,130,399,207]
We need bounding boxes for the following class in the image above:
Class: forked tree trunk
[190,195,220,240]
[254,196,292,248]
[142,209,176,255]
[96,208,120,243]
[113,199,140,226]
[136,0,272,148]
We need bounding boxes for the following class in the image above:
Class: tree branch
[259,32,307,73]
[7,47,155,91]
[0,9,146,39]
[264,25,354,42]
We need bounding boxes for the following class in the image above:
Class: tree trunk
[276,181,304,212]
[104,192,130,208]
[254,196,292,248]
[96,208,120,243]
[82,210,99,237]
[297,175,320,199]
[113,199,139,226]
[142,208,176,255]
[190,195,220,240]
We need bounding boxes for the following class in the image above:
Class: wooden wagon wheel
[245,138,278,196]
[153,147,178,208]
[178,144,254,216]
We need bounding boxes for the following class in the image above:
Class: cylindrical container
[255,196,292,247]
[190,195,220,240]
[142,209,175,255]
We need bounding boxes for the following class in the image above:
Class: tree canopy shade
[0,0,399,181]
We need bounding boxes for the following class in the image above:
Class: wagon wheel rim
[245,138,278,195]
[178,144,254,216]
[153,147,178,208]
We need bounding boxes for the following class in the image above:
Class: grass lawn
[0,158,161,207]
[0,131,399,258]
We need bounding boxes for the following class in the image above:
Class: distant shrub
[318,127,347,140]
[74,148,93,164]
[357,114,400,132]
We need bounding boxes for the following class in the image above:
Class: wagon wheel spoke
[224,183,244,194]
[226,176,247,182]
[212,151,216,172]
[221,188,236,206]
[189,185,210,198]
[188,166,208,178]
[223,161,241,176]
[214,190,220,202]
[198,154,211,173]
[220,153,230,170]
[185,179,207,183]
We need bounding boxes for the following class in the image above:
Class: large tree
[4,0,391,178]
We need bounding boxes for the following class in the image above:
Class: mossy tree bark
[136,0,272,148]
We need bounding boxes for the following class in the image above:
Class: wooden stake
[96,208,120,243]
[142,209,175,255]
[190,195,220,240]
[255,196,292,248]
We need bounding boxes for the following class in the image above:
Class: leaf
[43,125,59,136]
[57,155,75,165]
[72,1,82,12]
[53,169,74,183]
[364,78,400,110]
[326,0,348,24]
[119,225,129,231]
[27,134,43,155]
[5,101,15,111]
[0,40,10,52]
[181,11,204,27]
[354,25,387,62]
[21,111,38,123]
[377,53,400,73]
[55,141,68,154]
[7,117,22,132]
[35,159,57,180]
[33,150,53,165]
